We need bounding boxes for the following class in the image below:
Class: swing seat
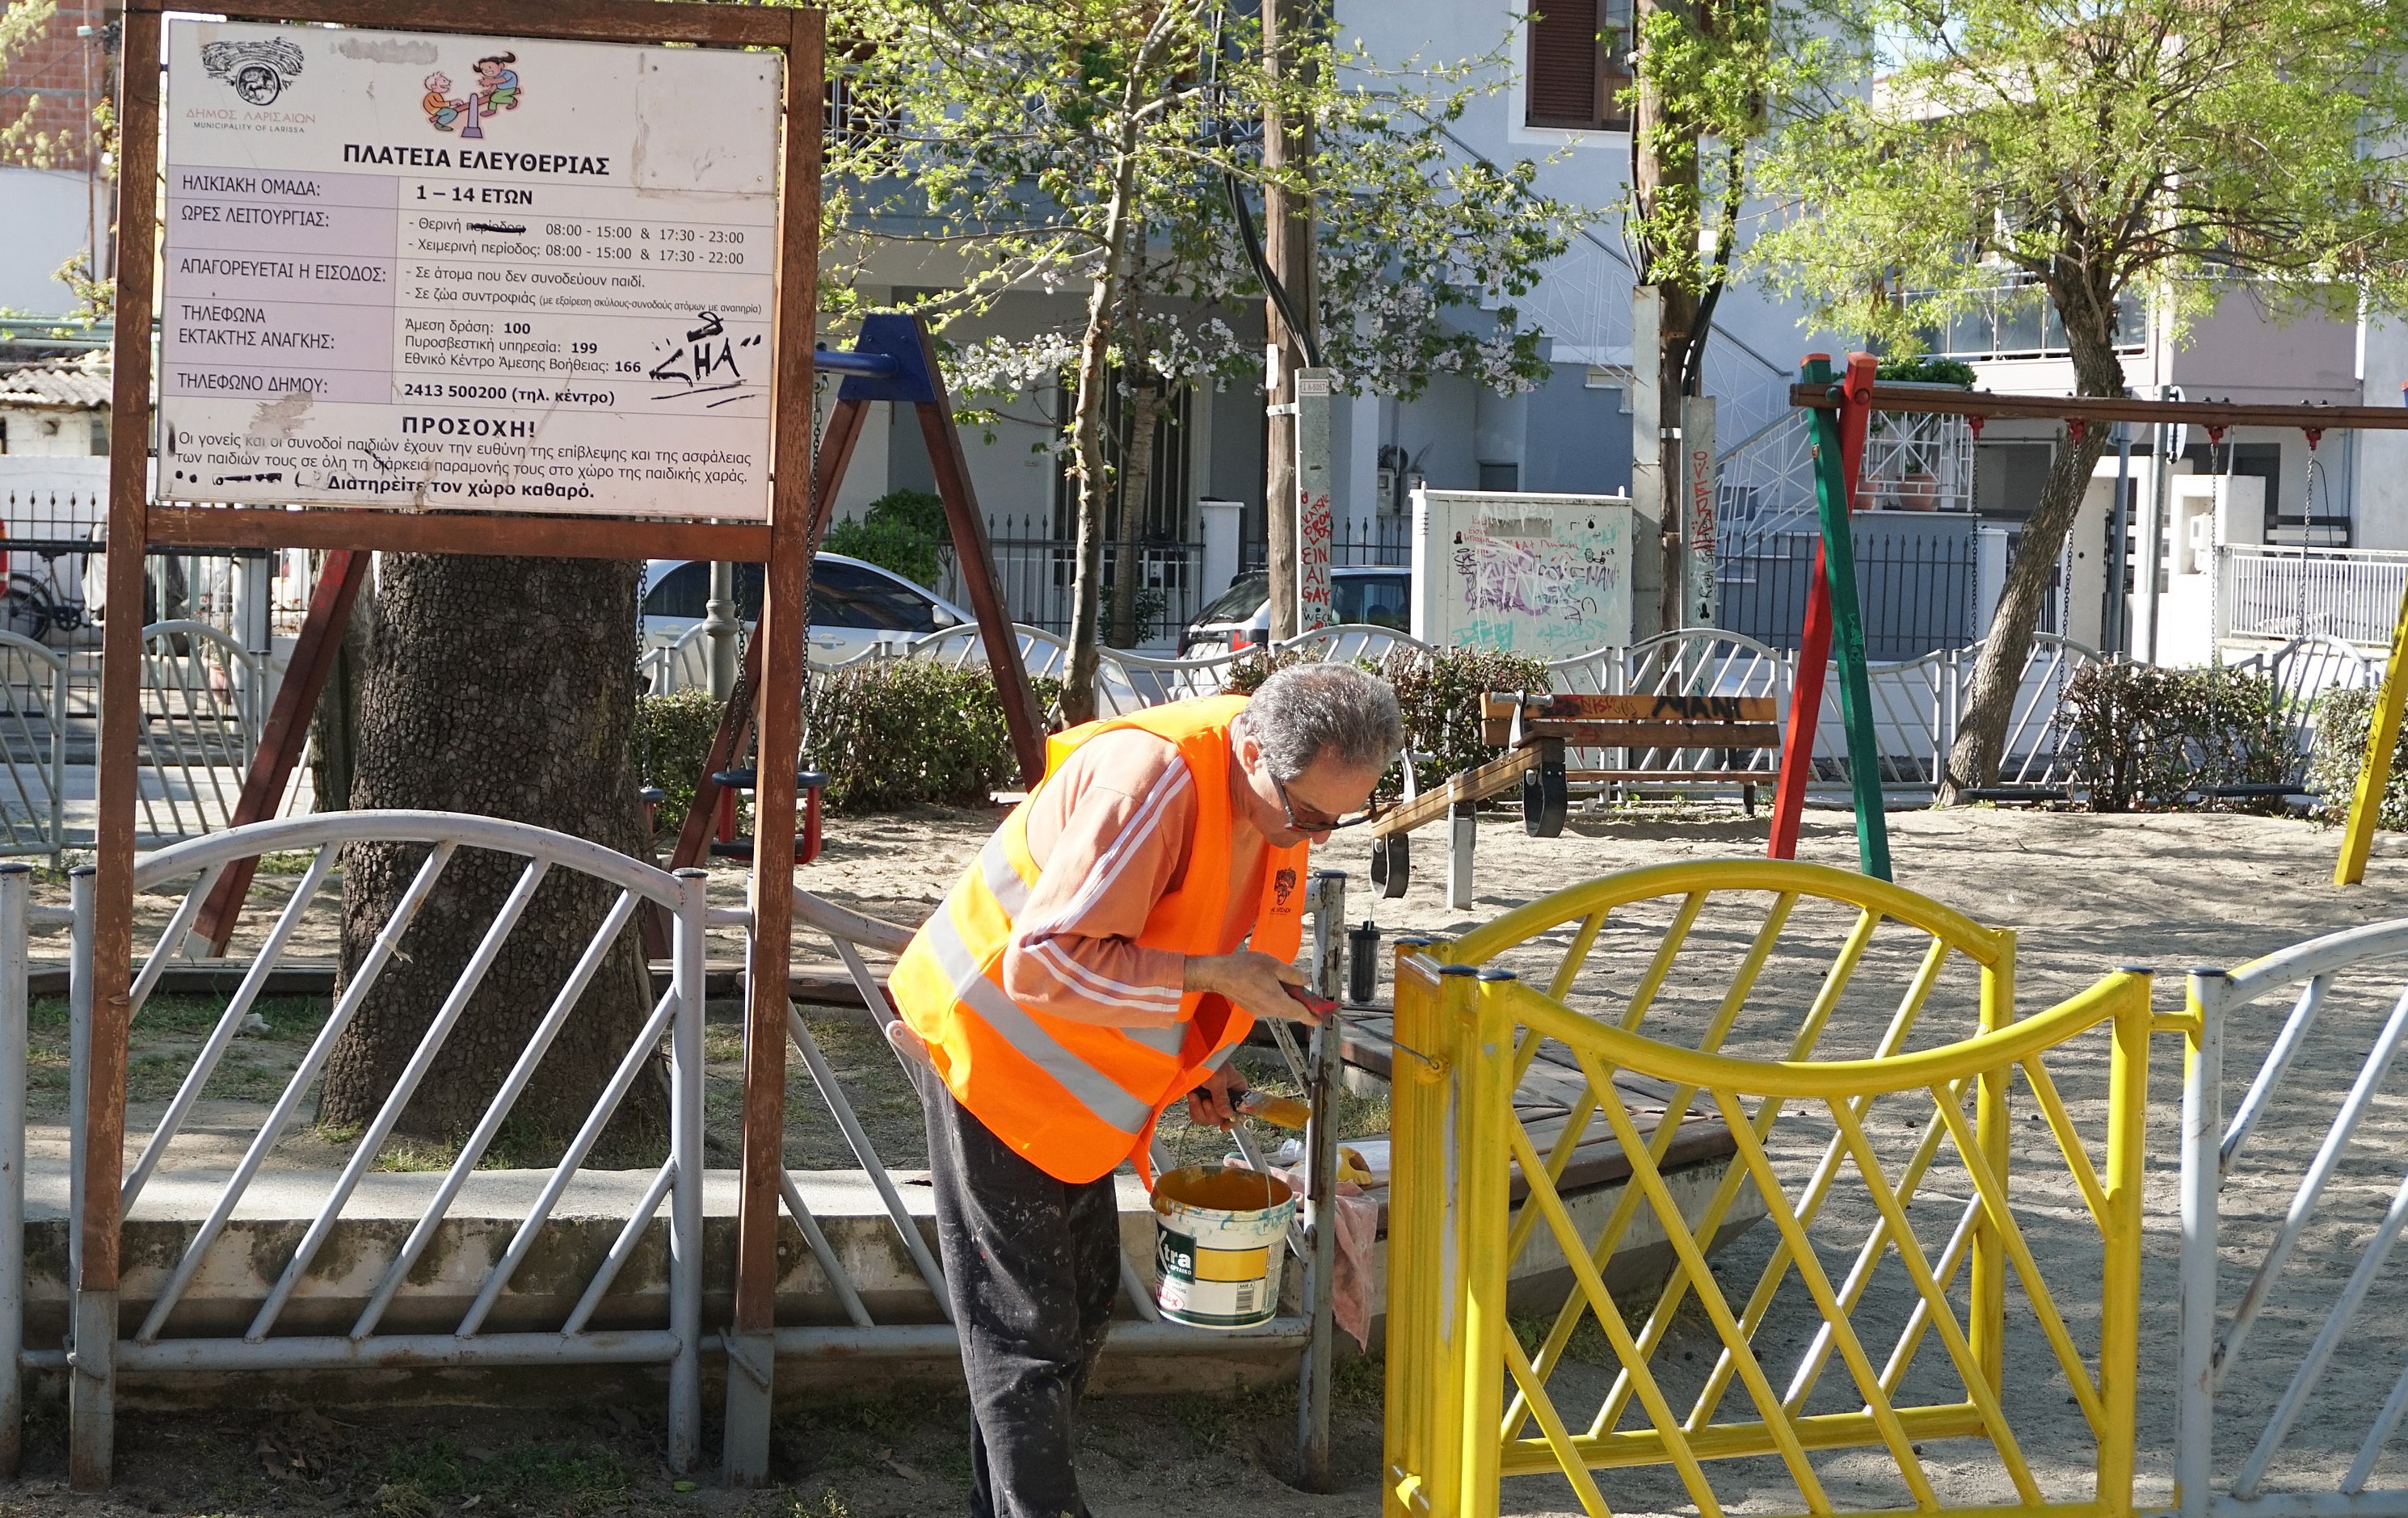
[705,767,827,864]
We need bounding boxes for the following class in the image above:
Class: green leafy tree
[1751,0,2408,798]
[825,488,950,587]
[823,0,1571,710]
[1625,0,1831,400]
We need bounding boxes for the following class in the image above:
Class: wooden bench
[1367,692,1781,906]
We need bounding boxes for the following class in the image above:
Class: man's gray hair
[1236,663,1406,780]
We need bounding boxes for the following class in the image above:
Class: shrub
[2061,662,2290,812]
[1223,643,1550,801]
[806,659,1055,814]
[824,489,949,587]
[1874,355,1977,387]
[634,688,729,839]
[2306,686,2408,829]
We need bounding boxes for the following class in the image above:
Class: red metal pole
[196,550,370,953]
[1766,353,1876,860]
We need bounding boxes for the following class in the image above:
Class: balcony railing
[2219,543,2408,647]
[1914,280,2148,361]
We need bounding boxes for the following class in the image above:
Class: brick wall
[2,0,105,168]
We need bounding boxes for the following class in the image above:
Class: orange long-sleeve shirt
[999,726,1273,1028]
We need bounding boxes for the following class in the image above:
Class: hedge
[2306,687,2408,830]
[806,660,1055,814]
[640,643,1549,828]
[634,688,729,839]
[1226,643,1550,801]
[2060,662,2290,812]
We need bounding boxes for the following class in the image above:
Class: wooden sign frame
[89,0,820,1488]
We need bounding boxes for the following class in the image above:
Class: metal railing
[59,814,714,1474]
[936,519,1206,645]
[1387,860,2155,1518]
[2180,924,2408,1518]
[0,634,67,859]
[2219,545,2408,648]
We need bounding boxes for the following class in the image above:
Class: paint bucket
[1150,1165,1295,1331]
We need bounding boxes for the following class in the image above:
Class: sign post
[1294,367,1335,633]
[91,0,822,1489]
[1678,393,1718,627]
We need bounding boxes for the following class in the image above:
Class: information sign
[158,21,780,518]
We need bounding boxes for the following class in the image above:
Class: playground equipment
[1777,362,2408,885]
[1383,859,2158,1518]
[1365,692,1782,908]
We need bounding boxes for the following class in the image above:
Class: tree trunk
[318,554,662,1161]
[1940,281,2126,801]
[1109,379,1168,649]
[1063,127,1141,726]
[1261,0,1318,645]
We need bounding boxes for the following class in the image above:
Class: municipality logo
[200,38,304,106]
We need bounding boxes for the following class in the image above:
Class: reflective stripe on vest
[889,696,1309,1184]
[915,905,1156,1137]
[979,832,1183,1056]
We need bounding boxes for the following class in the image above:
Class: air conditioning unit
[2188,511,2216,574]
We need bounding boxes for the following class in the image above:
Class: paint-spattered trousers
[915,1063,1123,1518]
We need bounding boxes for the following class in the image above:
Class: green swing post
[1803,353,1893,880]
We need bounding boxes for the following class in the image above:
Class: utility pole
[1261,0,1317,644]
[1631,0,1703,637]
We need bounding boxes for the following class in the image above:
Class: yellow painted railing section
[1382,860,2156,1518]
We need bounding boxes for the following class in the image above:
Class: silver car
[641,554,972,666]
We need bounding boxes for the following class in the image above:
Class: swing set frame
[1772,355,2408,886]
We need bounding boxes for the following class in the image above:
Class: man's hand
[1187,1064,1248,1131]
[1185,950,1322,1026]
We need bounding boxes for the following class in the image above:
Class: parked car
[641,554,972,666]
[1181,565,1412,657]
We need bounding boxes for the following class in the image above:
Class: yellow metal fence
[1383,860,2156,1518]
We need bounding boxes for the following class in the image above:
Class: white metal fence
[60,814,714,1470]
[6,810,1350,1478]
[2221,545,2408,648]
[655,620,2379,802]
[2180,923,2408,1518]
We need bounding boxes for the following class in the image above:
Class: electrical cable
[1209,6,1322,370]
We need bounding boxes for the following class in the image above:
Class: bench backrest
[1480,692,1782,751]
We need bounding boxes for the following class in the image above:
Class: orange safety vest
[890,696,1311,1185]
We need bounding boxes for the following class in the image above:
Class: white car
[641,554,973,667]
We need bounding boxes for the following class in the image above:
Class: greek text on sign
[159,22,780,519]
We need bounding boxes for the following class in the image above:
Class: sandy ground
[19,802,2408,1516]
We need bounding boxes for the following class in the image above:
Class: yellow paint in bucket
[1150,1165,1296,1330]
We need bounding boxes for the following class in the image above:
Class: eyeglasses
[1272,773,1381,834]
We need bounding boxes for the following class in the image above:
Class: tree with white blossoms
[822,0,1572,713]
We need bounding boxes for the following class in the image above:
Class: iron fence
[1718,524,1981,662]
[1242,515,1413,572]
[938,515,1205,646]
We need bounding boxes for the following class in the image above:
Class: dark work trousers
[911,1061,1123,1518]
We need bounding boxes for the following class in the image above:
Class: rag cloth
[911,1058,1116,1518]
[1268,1163,1382,1350]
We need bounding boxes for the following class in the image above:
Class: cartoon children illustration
[421,71,462,130]
[472,53,521,112]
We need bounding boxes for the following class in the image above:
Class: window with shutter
[1526,0,1634,131]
